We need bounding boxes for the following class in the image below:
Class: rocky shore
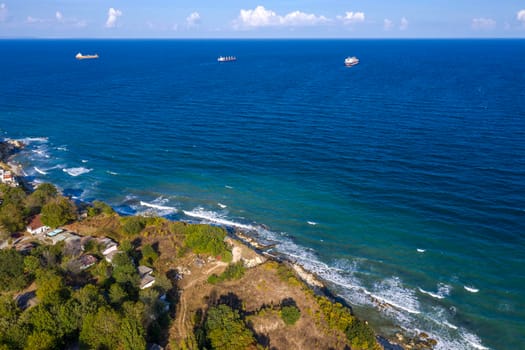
[0,138,438,350]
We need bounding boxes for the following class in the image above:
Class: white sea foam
[107,171,118,175]
[138,197,177,216]
[31,148,50,158]
[34,167,48,175]
[63,167,92,177]
[81,160,88,163]
[217,203,227,209]
[417,248,426,253]
[443,321,458,330]
[461,331,490,350]
[183,208,254,230]
[464,286,479,293]
[225,185,233,189]
[140,201,176,212]
[307,221,317,225]
[16,137,48,144]
[56,146,68,151]
[418,287,445,299]
[418,283,450,300]
[370,277,421,314]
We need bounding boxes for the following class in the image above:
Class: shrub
[207,262,245,284]
[121,216,145,236]
[281,305,301,325]
[184,224,231,259]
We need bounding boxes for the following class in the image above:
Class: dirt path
[173,261,227,341]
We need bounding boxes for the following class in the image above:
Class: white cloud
[186,12,201,27]
[105,7,122,28]
[400,17,409,31]
[518,9,525,23]
[281,11,328,26]
[0,3,8,22]
[383,18,393,31]
[472,17,496,30]
[56,11,63,21]
[236,5,327,28]
[337,11,365,24]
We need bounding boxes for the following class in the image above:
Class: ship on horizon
[217,56,236,62]
[75,52,99,60]
[344,56,359,67]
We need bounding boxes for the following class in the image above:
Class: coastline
[0,139,439,350]
[1,138,442,349]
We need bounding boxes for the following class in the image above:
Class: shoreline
[1,138,436,349]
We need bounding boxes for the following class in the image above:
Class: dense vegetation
[0,243,172,349]
[203,304,256,350]
[0,183,76,234]
[183,224,233,262]
[316,296,380,350]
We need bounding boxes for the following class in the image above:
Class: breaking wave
[63,167,92,177]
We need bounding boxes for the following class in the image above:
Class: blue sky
[1,1,525,38]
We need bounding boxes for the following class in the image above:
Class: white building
[26,215,50,235]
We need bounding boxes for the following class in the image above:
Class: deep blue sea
[1,39,524,350]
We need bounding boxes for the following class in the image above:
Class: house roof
[140,274,155,289]
[27,214,45,230]
[138,265,153,277]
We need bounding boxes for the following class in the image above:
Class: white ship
[344,56,359,67]
[75,52,99,60]
[217,56,236,62]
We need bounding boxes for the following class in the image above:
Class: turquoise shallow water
[1,39,525,349]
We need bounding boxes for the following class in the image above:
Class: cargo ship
[75,52,99,60]
[217,56,236,62]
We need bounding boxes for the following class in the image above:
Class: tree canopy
[0,249,29,292]
[205,304,255,350]
[41,196,77,228]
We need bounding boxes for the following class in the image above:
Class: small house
[78,254,98,270]
[97,237,118,256]
[138,265,155,289]
[26,215,50,235]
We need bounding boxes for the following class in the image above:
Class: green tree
[109,283,128,305]
[0,185,26,209]
[280,305,301,325]
[140,244,158,267]
[0,203,25,233]
[112,252,140,287]
[24,255,40,274]
[35,270,68,305]
[40,196,77,229]
[73,285,107,320]
[0,249,29,292]
[205,304,255,350]
[25,183,58,215]
[0,295,20,342]
[120,317,146,350]
[80,307,121,350]
[25,332,56,350]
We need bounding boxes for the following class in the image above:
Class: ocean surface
[1,39,524,350]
